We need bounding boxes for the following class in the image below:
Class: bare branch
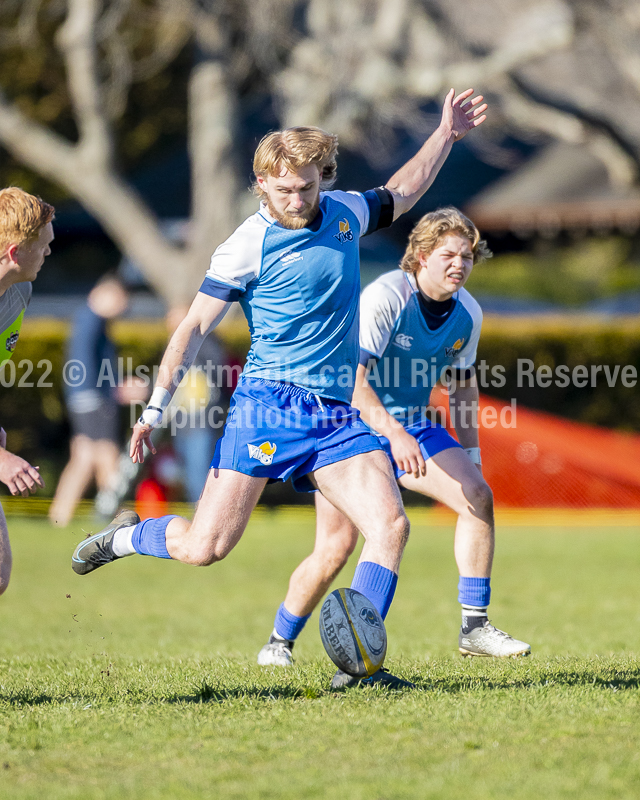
[129,3,190,84]
[95,0,129,41]
[56,0,112,166]
[0,86,77,178]
[102,32,132,121]
[500,82,638,186]
[0,0,48,51]
[188,59,240,266]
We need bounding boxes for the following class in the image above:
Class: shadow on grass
[3,665,640,707]
[418,666,640,695]
[0,682,325,707]
[175,679,324,703]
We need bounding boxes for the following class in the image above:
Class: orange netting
[430,388,640,508]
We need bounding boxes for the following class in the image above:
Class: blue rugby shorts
[378,419,462,480]
[210,377,383,492]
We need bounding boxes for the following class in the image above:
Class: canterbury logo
[281,251,303,264]
[247,441,277,465]
[333,218,354,244]
[393,333,413,350]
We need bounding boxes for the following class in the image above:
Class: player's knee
[320,540,354,576]
[342,530,359,559]
[387,511,410,552]
[191,548,227,567]
[333,527,359,561]
[465,479,494,519]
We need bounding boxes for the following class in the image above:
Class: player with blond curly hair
[73,90,487,689]
[257,208,530,685]
[0,187,54,596]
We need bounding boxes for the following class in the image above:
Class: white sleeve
[359,279,404,358]
[203,215,267,293]
[451,291,483,368]
[324,190,370,237]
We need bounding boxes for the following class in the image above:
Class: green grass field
[1,508,640,799]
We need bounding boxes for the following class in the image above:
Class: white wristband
[465,447,482,464]
[138,387,172,429]
[138,407,164,428]
[149,387,172,411]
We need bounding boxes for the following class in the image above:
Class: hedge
[1,314,639,494]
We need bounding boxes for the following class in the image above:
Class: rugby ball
[319,588,387,678]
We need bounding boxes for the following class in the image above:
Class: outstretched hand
[129,422,157,464]
[0,428,45,496]
[441,88,487,141]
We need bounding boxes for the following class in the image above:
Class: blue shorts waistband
[239,376,341,405]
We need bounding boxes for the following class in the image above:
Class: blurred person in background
[49,275,145,526]
[0,187,54,596]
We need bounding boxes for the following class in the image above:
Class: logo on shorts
[393,333,413,350]
[445,338,465,358]
[333,218,354,244]
[248,441,277,466]
[5,330,19,352]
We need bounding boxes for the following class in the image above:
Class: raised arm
[129,293,230,463]
[385,89,487,220]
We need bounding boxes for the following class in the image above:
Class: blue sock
[351,561,398,620]
[273,603,311,641]
[458,576,491,607]
[131,516,178,559]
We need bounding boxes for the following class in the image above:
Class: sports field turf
[1,507,640,799]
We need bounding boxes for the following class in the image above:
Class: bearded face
[265,193,320,230]
[257,164,322,230]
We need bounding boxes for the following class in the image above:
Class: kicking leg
[258,492,359,666]
[164,469,267,564]
[72,468,267,574]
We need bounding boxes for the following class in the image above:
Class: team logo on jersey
[393,333,413,350]
[5,331,19,352]
[248,441,277,466]
[333,218,354,244]
[444,338,465,358]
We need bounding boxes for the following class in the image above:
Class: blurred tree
[0,0,638,304]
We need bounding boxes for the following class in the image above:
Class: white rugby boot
[459,619,531,658]
[257,635,295,667]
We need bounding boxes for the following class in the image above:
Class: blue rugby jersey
[199,190,387,403]
[359,270,482,423]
